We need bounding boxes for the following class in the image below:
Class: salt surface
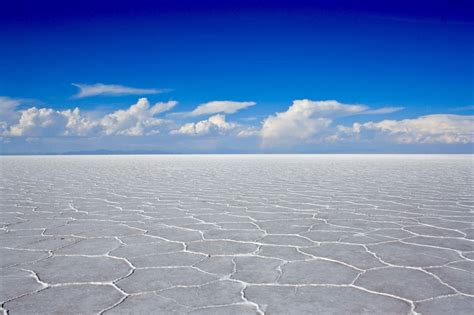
[1,155,473,314]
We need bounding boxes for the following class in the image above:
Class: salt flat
[0,154,473,314]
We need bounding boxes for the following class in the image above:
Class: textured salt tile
[182,223,220,231]
[258,245,312,261]
[26,256,131,284]
[404,236,474,252]
[110,242,184,259]
[446,260,474,272]
[104,292,190,314]
[0,235,45,248]
[300,243,385,269]
[194,256,236,276]
[204,229,266,242]
[426,266,474,295]
[415,295,474,315]
[364,228,415,239]
[404,225,465,237]
[0,272,44,302]
[158,280,244,308]
[244,285,411,314]
[147,226,203,242]
[216,222,260,230]
[117,234,164,245]
[187,304,258,315]
[368,241,461,267]
[255,221,312,234]
[279,260,359,284]
[300,230,355,242]
[258,235,315,247]
[232,256,282,283]
[195,214,252,223]
[4,285,123,314]
[54,237,121,255]
[130,251,206,268]
[187,240,259,255]
[0,248,50,268]
[9,218,69,230]
[116,268,218,293]
[16,236,80,251]
[45,221,144,237]
[355,267,454,300]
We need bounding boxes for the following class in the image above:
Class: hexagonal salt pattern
[1,155,473,314]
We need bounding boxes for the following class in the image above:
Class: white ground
[0,155,473,314]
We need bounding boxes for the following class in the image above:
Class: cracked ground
[1,155,473,314]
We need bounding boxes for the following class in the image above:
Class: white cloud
[360,114,474,144]
[62,108,100,136]
[189,101,256,116]
[0,96,23,124]
[100,98,176,136]
[237,127,260,137]
[5,107,75,137]
[363,107,404,115]
[171,114,237,135]
[336,122,362,134]
[72,83,169,99]
[261,100,367,144]
[3,98,176,137]
[3,94,472,150]
[1,96,97,137]
[0,96,21,115]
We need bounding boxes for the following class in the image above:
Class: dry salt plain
[0,155,473,315]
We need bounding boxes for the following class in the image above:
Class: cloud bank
[1,96,472,153]
[359,114,474,144]
[261,100,472,146]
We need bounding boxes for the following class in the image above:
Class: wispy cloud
[0,96,22,115]
[72,83,170,99]
[0,96,42,124]
[451,105,474,112]
[188,101,256,116]
[363,107,404,115]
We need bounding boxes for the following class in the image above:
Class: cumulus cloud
[72,83,169,99]
[171,114,237,135]
[62,108,100,136]
[100,98,176,136]
[188,101,256,116]
[261,100,367,144]
[360,114,474,144]
[5,107,97,137]
[1,96,99,137]
[2,98,176,137]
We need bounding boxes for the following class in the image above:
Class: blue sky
[0,0,473,154]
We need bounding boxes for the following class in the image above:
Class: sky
[0,0,473,154]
